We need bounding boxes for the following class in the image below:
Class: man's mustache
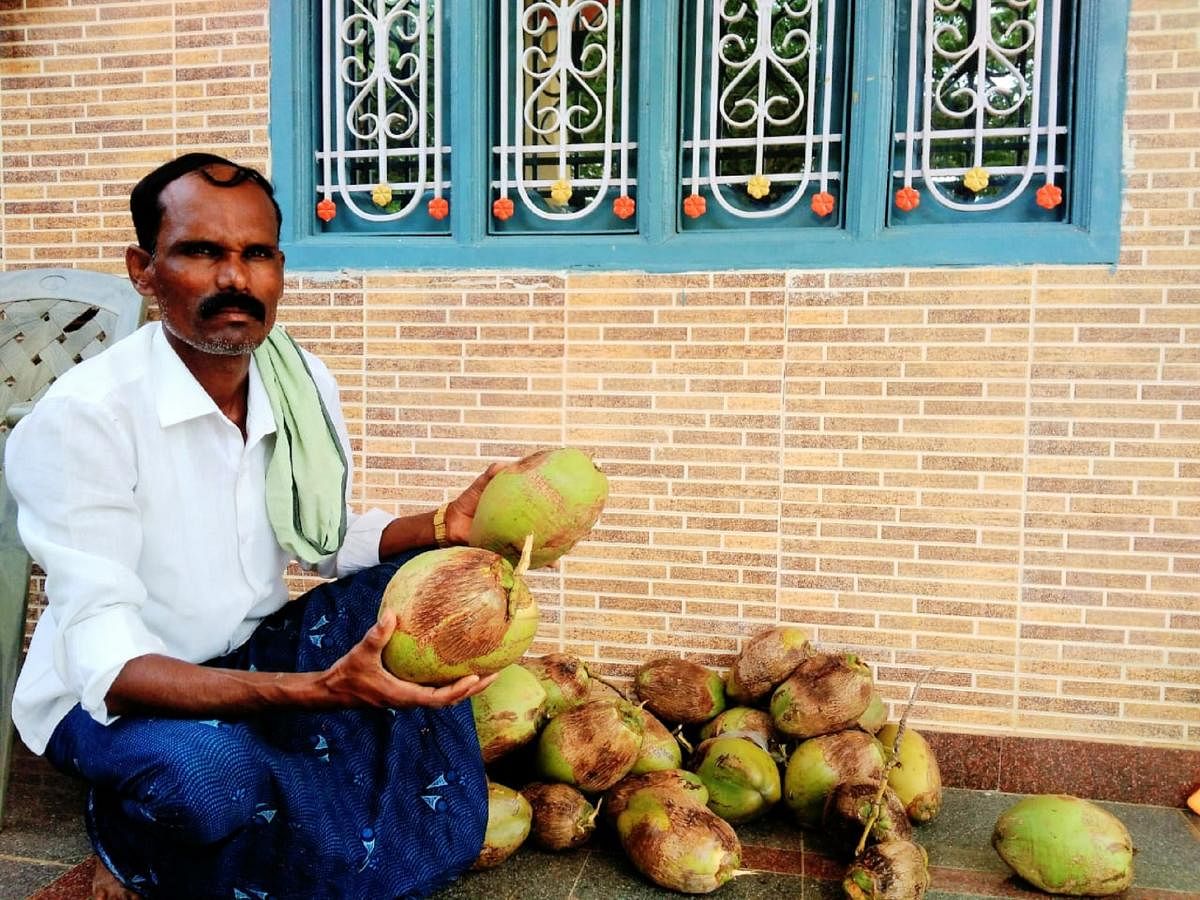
[197,292,267,322]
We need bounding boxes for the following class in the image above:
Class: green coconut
[379,538,538,685]
[824,782,913,858]
[521,652,591,719]
[692,735,782,824]
[843,840,931,900]
[771,651,874,739]
[857,693,887,735]
[698,707,779,754]
[471,663,548,764]
[784,730,886,828]
[617,786,742,894]
[472,782,532,870]
[520,782,599,851]
[604,769,710,826]
[633,657,726,725]
[535,697,644,792]
[629,706,683,774]
[992,794,1134,896]
[468,446,609,569]
[877,724,942,824]
[725,626,812,704]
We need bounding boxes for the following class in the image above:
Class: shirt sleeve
[303,351,391,578]
[5,396,168,727]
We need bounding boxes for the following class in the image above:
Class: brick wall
[2,0,1198,749]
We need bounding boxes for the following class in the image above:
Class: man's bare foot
[90,858,140,899]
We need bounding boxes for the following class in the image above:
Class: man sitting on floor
[5,153,502,899]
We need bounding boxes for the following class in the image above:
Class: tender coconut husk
[633,657,726,725]
[582,674,628,702]
[604,769,710,826]
[843,840,931,900]
[784,730,886,828]
[876,724,942,824]
[629,707,683,774]
[617,786,743,894]
[521,652,591,719]
[520,782,599,851]
[468,446,609,569]
[534,697,644,792]
[691,735,781,824]
[471,663,548,764]
[770,651,873,739]
[992,794,1134,896]
[472,782,532,870]
[824,782,913,858]
[856,693,888,735]
[725,626,813,704]
[380,538,537,685]
[698,707,779,754]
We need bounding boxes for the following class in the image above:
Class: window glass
[315,0,450,234]
[889,0,1075,225]
[679,0,850,231]
[490,0,638,234]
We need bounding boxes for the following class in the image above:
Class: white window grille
[680,0,845,223]
[492,0,636,228]
[894,0,1068,215]
[316,0,449,227]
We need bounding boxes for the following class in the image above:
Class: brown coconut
[617,786,742,894]
[783,730,887,828]
[604,769,710,826]
[472,782,532,870]
[379,540,537,685]
[770,651,874,739]
[698,707,779,754]
[467,446,608,569]
[629,707,683,774]
[824,781,913,858]
[471,662,547,763]
[844,840,931,900]
[521,652,591,719]
[725,626,813,704]
[534,698,644,792]
[520,782,599,851]
[633,657,726,725]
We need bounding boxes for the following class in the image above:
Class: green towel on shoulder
[253,326,348,565]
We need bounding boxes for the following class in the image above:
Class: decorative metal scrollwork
[895,0,1067,213]
[681,0,844,221]
[493,0,635,224]
[317,0,448,224]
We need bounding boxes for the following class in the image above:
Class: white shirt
[6,323,392,753]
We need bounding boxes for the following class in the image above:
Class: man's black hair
[130,152,284,252]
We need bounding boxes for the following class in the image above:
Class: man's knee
[120,748,273,845]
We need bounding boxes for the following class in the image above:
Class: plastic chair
[0,268,146,827]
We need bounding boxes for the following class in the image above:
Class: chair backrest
[0,268,147,424]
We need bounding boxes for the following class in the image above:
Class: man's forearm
[106,654,333,717]
[378,510,440,561]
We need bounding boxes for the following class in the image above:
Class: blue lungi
[43,553,489,899]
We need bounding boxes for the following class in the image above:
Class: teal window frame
[269,1,1130,272]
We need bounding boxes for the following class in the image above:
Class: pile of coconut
[470,629,941,898]
[376,446,1135,898]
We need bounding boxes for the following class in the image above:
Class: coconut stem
[514,533,534,577]
[853,666,937,858]
[588,796,603,827]
[671,724,693,755]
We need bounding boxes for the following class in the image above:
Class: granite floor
[4,744,1199,900]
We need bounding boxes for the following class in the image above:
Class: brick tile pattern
[3,0,1199,748]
